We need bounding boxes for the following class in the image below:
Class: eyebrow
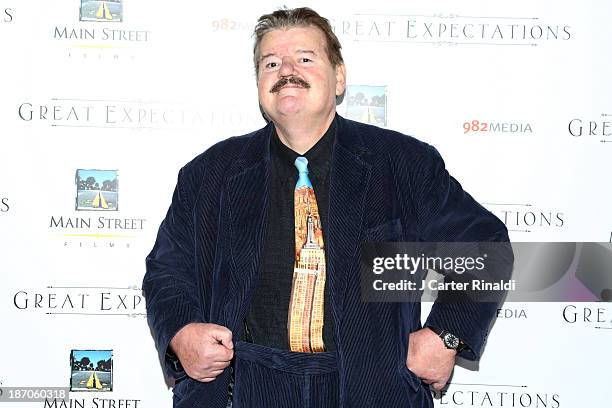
[296,49,317,55]
[260,49,317,61]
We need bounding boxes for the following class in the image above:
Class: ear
[335,63,346,96]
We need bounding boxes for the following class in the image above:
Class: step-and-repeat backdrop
[1,0,610,407]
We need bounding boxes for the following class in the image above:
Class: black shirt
[243,119,336,351]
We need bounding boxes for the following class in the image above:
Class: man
[143,7,511,408]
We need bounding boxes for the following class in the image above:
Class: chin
[275,101,306,117]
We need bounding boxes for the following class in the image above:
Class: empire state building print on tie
[288,156,327,353]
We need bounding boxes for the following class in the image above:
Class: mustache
[269,76,311,93]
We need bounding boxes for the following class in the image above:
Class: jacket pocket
[398,364,422,393]
[363,218,403,242]
[397,303,423,393]
[172,377,193,401]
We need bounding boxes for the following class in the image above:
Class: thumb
[209,325,233,350]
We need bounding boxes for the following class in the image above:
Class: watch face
[443,333,460,349]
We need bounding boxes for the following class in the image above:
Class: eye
[265,62,279,69]
[299,57,312,63]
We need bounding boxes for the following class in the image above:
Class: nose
[278,57,295,77]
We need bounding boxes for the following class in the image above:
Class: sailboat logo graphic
[75,169,118,211]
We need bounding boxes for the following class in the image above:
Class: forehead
[259,26,327,56]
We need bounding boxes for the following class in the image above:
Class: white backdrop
[1,1,611,407]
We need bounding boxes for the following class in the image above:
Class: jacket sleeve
[411,145,514,361]
[143,167,203,379]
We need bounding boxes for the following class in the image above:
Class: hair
[252,7,344,75]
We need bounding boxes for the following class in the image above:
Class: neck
[272,110,335,154]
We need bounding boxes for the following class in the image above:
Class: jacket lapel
[327,116,372,327]
[223,123,272,331]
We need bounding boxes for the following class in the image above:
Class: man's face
[257,26,346,124]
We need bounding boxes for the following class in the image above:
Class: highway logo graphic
[70,350,113,392]
[79,0,123,22]
[345,85,387,127]
[75,169,118,211]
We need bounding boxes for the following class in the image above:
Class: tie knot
[294,157,312,189]
[294,156,309,174]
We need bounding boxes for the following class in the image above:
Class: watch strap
[426,325,467,352]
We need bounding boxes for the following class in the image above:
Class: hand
[406,327,456,391]
[170,322,234,383]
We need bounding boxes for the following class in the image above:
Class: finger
[209,360,231,370]
[418,375,430,383]
[187,359,228,377]
[430,382,446,391]
[195,368,225,382]
[193,369,224,380]
[210,326,234,350]
[209,344,234,362]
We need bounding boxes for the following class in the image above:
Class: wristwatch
[427,326,467,352]
[165,349,185,374]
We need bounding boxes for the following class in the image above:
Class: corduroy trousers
[229,341,339,408]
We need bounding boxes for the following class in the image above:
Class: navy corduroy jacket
[143,115,512,407]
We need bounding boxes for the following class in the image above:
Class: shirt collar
[270,118,336,177]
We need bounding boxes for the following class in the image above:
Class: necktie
[287,157,327,352]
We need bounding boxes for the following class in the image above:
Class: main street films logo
[344,85,387,127]
[483,202,565,234]
[48,169,146,249]
[70,350,113,392]
[76,169,118,211]
[80,0,122,22]
[39,349,142,407]
[52,0,150,61]
[331,13,571,46]
[568,114,612,143]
